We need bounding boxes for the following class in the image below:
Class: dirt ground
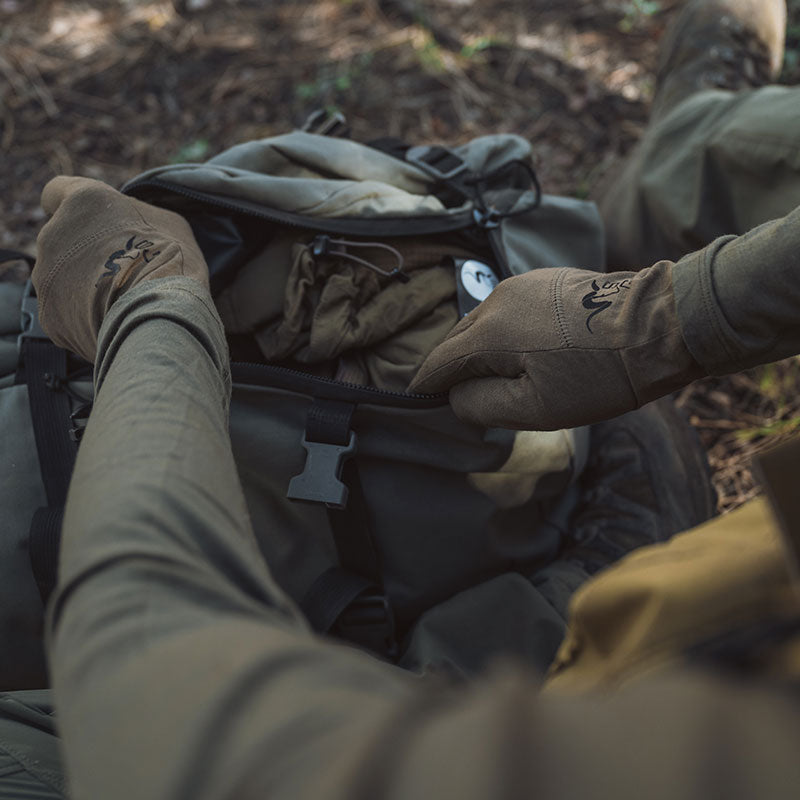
[2,0,800,511]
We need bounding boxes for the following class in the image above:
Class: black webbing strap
[28,507,64,602]
[301,566,373,634]
[292,398,398,659]
[301,566,398,661]
[329,458,382,582]
[306,399,354,447]
[19,330,77,603]
[22,340,77,505]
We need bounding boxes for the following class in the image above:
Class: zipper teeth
[123,178,475,235]
[234,361,445,401]
[124,180,307,228]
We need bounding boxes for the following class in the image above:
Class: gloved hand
[409,263,704,430]
[34,176,209,363]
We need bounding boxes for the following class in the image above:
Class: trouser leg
[601,85,800,268]
[0,691,65,800]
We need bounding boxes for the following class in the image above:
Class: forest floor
[2,0,800,512]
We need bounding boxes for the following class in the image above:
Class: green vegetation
[295,52,374,104]
[735,416,800,442]
[170,138,211,163]
[461,36,503,60]
[415,34,445,73]
[619,0,662,33]
[735,359,800,443]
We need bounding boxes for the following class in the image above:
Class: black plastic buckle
[335,591,398,660]
[300,109,350,138]
[287,432,357,509]
[406,144,468,181]
[18,280,48,354]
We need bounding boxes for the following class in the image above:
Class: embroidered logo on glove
[97,236,162,286]
[581,278,631,332]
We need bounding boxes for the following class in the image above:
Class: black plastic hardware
[406,144,468,181]
[301,109,350,138]
[472,206,502,229]
[287,432,357,508]
[334,590,398,660]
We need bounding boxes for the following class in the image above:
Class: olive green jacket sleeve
[47,277,800,800]
[674,204,800,375]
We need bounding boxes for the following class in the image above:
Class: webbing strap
[301,567,373,633]
[23,340,77,505]
[301,398,382,583]
[292,398,397,658]
[324,449,396,658]
[306,399,354,446]
[20,339,78,603]
[301,567,397,660]
[329,459,382,583]
[28,507,64,603]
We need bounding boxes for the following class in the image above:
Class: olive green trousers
[601,85,800,268]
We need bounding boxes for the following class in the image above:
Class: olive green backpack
[1,128,605,688]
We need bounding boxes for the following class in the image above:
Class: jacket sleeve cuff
[672,235,745,376]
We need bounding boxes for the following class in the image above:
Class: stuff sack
[1,130,605,688]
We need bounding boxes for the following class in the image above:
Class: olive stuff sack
[1,131,605,689]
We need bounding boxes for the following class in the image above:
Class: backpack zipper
[124,177,518,278]
[231,361,448,408]
[123,178,480,238]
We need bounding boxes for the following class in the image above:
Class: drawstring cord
[308,235,410,284]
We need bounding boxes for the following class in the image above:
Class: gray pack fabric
[2,130,605,687]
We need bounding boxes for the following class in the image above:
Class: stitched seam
[552,268,572,348]
[41,224,133,295]
[0,742,66,792]
[39,223,145,322]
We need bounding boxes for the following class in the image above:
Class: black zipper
[232,361,448,408]
[123,178,479,238]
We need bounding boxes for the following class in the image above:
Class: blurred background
[3,0,800,511]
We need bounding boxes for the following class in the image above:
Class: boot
[652,0,787,120]
[564,397,717,575]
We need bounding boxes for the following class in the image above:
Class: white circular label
[461,260,498,302]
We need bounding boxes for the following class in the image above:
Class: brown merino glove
[34,176,209,363]
[409,263,704,430]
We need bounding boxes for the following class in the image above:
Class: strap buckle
[335,590,398,660]
[300,109,350,138]
[406,144,468,181]
[18,280,48,353]
[287,432,357,509]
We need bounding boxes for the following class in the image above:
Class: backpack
[1,129,605,688]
